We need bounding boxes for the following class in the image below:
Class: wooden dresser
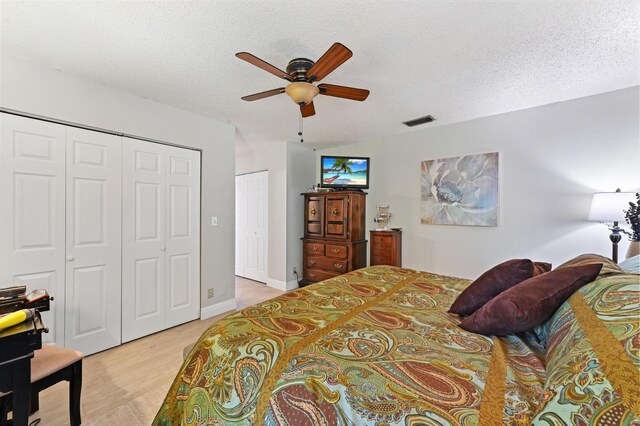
[370,230,402,267]
[302,191,367,284]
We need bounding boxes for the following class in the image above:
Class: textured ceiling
[1,1,638,150]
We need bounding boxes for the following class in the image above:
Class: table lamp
[588,188,634,263]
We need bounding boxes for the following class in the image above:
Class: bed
[153,258,639,425]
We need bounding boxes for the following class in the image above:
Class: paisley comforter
[153,265,639,425]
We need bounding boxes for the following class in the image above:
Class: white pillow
[619,254,640,274]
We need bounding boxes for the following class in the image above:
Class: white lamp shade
[588,191,634,222]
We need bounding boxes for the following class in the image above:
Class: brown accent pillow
[459,263,603,336]
[555,253,623,278]
[533,262,552,275]
[448,259,535,316]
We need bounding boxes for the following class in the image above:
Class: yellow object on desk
[0,308,34,331]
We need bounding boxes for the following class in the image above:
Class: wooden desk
[0,313,45,426]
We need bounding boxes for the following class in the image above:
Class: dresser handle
[312,246,319,251]
[309,272,316,278]
[332,208,339,215]
[331,248,340,254]
[310,208,316,216]
[334,263,343,270]
[309,259,315,265]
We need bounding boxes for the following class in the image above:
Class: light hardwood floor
[25,277,283,425]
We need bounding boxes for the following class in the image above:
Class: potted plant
[621,192,640,259]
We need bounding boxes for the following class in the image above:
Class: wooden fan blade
[306,43,353,82]
[301,102,316,117]
[318,84,370,101]
[236,52,293,81]
[241,88,286,101]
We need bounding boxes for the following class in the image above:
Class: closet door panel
[65,128,122,354]
[122,140,166,342]
[165,146,200,327]
[243,171,268,283]
[0,114,66,346]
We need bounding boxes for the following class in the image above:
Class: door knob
[66,255,75,261]
[160,246,166,251]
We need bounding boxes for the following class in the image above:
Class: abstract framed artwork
[421,152,499,226]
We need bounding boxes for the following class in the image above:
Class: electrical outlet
[292,267,297,274]
[207,288,214,298]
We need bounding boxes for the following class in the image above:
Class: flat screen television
[320,156,370,190]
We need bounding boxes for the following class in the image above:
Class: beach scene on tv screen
[322,157,368,186]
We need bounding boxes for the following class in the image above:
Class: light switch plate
[211,216,218,226]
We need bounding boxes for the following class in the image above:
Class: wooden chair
[0,345,83,425]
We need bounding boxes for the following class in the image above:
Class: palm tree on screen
[332,158,353,175]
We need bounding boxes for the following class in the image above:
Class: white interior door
[0,114,66,346]
[164,145,200,328]
[235,175,247,277]
[235,171,268,283]
[122,139,166,342]
[122,140,201,342]
[64,128,122,354]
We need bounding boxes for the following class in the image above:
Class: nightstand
[370,230,402,267]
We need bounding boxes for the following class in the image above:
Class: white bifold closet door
[235,171,268,283]
[121,139,200,343]
[0,115,123,353]
[64,128,122,354]
[0,114,67,346]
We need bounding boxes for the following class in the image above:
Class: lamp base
[609,221,622,263]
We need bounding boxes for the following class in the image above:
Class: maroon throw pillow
[459,263,602,336]
[533,262,552,275]
[448,259,535,316]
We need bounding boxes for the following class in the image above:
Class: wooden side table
[370,230,402,267]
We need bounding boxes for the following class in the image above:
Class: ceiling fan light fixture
[285,82,319,106]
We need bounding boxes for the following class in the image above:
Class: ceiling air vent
[403,115,435,127]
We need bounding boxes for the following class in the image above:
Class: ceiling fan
[236,42,370,118]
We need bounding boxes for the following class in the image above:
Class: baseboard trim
[200,298,237,320]
[286,279,299,291]
[267,278,299,292]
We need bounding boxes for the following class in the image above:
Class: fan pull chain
[298,113,304,143]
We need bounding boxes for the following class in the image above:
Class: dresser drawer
[371,236,393,250]
[304,268,340,283]
[305,257,349,273]
[326,223,346,238]
[307,222,322,235]
[325,244,348,259]
[304,241,325,256]
[371,252,390,265]
[371,249,392,259]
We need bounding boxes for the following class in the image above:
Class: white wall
[0,55,236,310]
[286,143,317,285]
[317,87,640,278]
[236,141,315,290]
